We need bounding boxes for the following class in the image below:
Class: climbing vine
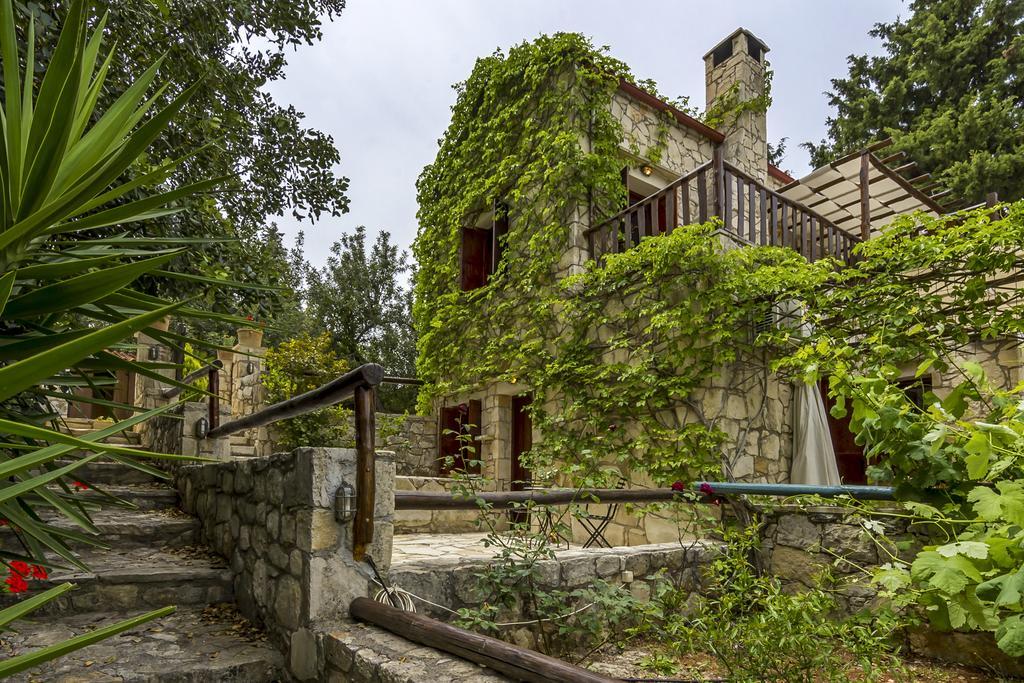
[415,33,825,488]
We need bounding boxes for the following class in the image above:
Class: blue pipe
[692,481,895,501]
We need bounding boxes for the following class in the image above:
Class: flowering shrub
[4,562,48,594]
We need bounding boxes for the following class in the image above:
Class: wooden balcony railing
[586,150,862,265]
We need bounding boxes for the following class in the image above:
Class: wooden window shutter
[461,227,492,291]
[466,399,483,474]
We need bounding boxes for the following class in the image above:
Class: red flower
[699,482,714,495]
[0,519,7,526]
[9,561,29,577]
[30,565,48,580]
[72,481,89,491]
[671,481,686,492]
[5,573,28,593]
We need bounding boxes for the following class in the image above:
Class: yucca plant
[0,0,254,672]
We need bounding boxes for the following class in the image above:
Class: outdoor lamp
[640,164,654,176]
[148,345,160,361]
[335,482,356,523]
[194,417,209,439]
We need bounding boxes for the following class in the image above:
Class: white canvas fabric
[790,381,842,486]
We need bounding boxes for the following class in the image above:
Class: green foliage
[0,0,242,672]
[262,333,351,450]
[806,0,1024,202]
[16,0,350,328]
[643,526,904,682]
[291,226,418,412]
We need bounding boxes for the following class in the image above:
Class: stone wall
[369,414,438,477]
[610,90,715,181]
[387,540,719,651]
[174,447,396,679]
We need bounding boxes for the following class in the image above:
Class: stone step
[54,459,167,486]
[2,605,284,682]
[0,546,232,615]
[69,484,180,511]
[64,428,140,445]
[8,509,200,549]
[230,445,256,458]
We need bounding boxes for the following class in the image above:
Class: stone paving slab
[1,605,284,683]
[392,532,580,565]
[323,622,510,682]
[14,508,200,548]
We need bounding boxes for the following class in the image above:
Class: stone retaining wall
[174,447,396,679]
[387,541,719,650]
[758,505,914,612]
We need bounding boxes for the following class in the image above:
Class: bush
[262,333,351,450]
[647,525,904,682]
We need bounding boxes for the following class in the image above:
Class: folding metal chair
[579,478,626,548]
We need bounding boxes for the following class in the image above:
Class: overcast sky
[262,0,905,266]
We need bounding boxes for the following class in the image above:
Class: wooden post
[859,151,871,240]
[353,384,376,561]
[712,145,725,222]
[350,597,616,683]
[986,191,999,208]
[207,365,219,432]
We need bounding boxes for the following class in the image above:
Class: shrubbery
[262,333,351,450]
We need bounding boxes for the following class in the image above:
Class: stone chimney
[704,28,770,181]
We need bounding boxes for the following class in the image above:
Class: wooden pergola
[777,140,959,240]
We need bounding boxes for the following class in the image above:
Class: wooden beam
[907,173,931,185]
[396,487,686,511]
[878,151,906,165]
[350,597,617,683]
[891,161,918,175]
[859,151,871,240]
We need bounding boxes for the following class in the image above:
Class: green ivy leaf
[996,615,1024,657]
[911,550,982,594]
[937,541,989,560]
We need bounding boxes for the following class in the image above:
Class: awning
[778,147,947,238]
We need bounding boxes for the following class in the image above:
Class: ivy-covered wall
[413,32,812,542]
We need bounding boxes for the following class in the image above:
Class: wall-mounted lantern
[148,345,160,361]
[639,164,654,177]
[194,417,209,439]
[334,482,356,523]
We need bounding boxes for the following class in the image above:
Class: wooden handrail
[395,481,896,510]
[204,362,384,562]
[205,363,384,439]
[160,359,223,399]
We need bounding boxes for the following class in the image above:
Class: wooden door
[819,378,866,484]
[510,394,532,491]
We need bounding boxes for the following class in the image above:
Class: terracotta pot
[236,327,264,348]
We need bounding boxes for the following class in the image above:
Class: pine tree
[806,0,1024,202]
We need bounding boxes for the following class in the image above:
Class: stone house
[415,27,1023,546]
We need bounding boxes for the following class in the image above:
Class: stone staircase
[0,418,285,682]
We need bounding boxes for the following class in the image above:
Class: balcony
[586,152,862,265]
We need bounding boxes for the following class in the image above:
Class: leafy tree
[298,226,418,411]
[805,0,1024,202]
[0,0,245,672]
[15,0,350,325]
[262,333,350,451]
